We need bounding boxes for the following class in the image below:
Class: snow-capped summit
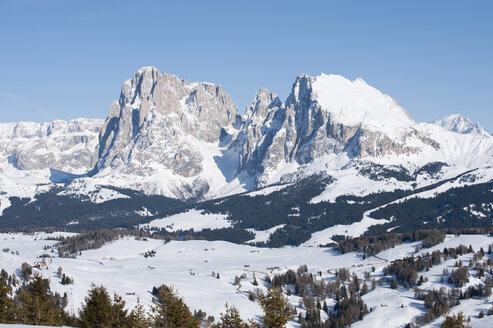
[231,73,440,186]
[0,68,491,202]
[311,74,414,135]
[433,114,489,136]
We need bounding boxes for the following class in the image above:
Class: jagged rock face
[232,88,283,176]
[0,67,491,204]
[232,74,441,186]
[0,119,103,173]
[95,66,238,179]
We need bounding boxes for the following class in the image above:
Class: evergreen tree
[258,287,290,328]
[79,284,130,328]
[214,303,249,328]
[20,262,32,280]
[361,283,369,296]
[0,275,15,323]
[111,293,130,327]
[151,284,199,328]
[129,297,151,328]
[253,273,258,286]
[14,274,63,326]
[441,311,471,328]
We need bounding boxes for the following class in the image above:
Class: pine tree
[111,293,130,327]
[14,274,63,326]
[258,287,290,328]
[129,297,151,328]
[20,262,32,280]
[79,284,130,328]
[322,300,328,312]
[253,273,258,286]
[151,285,199,328]
[441,311,471,328]
[0,275,15,323]
[361,283,369,296]
[215,303,248,328]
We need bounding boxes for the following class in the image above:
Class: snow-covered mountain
[231,74,445,187]
[0,119,104,215]
[91,66,240,199]
[433,114,489,136]
[0,119,103,173]
[0,67,491,206]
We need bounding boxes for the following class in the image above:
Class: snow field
[1,233,493,327]
[141,209,232,232]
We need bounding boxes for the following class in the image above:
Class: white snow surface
[312,74,414,137]
[2,233,493,327]
[303,216,391,246]
[141,209,231,232]
[57,182,131,204]
[246,224,286,243]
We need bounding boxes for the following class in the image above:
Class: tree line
[0,266,291,327]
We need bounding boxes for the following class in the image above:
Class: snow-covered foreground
[1,232,493,327]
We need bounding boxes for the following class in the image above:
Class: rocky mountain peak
[230,73,443,187]
[121,66,162,104]
[0,69,491,202]
[93,67,239,198]
[434,114,489,136]
[286,74,316,107]
[244,88,281,122]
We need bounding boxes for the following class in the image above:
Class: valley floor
[1,232,493,327]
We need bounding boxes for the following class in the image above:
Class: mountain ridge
[0,66,491,204]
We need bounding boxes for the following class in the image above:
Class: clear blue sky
[1,0,492,131]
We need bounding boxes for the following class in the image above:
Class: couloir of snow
[141,209,231,232]
[2,233,493,327]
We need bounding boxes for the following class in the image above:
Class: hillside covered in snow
[1,230,493,327]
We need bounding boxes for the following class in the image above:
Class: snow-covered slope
[312,74,414,135]
[141,209,231,232]
[2,233,493,328]
[0,119,104,213]
[434,114,490,136]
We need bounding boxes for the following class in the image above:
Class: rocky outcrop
[0,119,103,173]
[95,66,239,178]
[232,74,441,186]
[2,67,489,201]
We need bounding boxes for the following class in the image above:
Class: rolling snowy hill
[1,231,493,327]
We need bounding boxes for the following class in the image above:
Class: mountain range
[0,67,491,243]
